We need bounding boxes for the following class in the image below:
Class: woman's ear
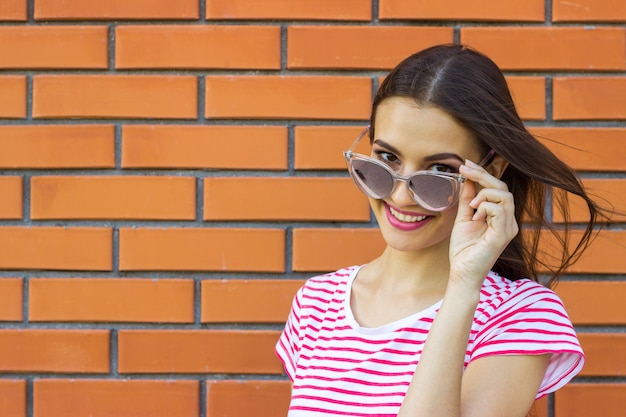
[487,154,509,179]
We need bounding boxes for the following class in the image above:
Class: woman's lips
[384,203,432,231]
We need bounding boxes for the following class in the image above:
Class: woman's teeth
[389,206,427,223]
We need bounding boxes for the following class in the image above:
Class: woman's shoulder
[479,272,567,316]
[305,265,360,286]
[296,265,361,303]
[482,271,558,297]
[471,273,583,395]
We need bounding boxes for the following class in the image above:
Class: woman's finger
[460,159,508,192]
[456,176,478,222]
[469,188,514,210]
[472,200,519,235]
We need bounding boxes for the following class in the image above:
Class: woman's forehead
[373,98,480,157]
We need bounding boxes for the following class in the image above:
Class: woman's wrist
[441,276,482,314]
[447,270,487,295]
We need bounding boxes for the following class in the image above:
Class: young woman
[276,44,604,417]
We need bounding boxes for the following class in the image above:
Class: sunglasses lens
[350,159,394,198]
[347,156,461,211]
[409,174,457,210]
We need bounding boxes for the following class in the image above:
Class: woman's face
[370,97,484,254]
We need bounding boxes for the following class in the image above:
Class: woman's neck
[364,241,452,295]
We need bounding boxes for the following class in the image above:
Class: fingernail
[465,159,479,168]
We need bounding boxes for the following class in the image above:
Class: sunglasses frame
[343,126,496,212]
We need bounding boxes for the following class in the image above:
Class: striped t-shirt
[276,265,584,417]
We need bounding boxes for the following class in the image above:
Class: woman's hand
[448,159,518,290]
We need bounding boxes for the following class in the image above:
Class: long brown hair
[370,44,606,287]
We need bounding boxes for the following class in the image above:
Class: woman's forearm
[398,281,480,417]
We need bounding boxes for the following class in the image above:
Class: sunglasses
[343,127,496,212]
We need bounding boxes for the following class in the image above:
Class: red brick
[530,127,625,172]
[529,397,548,417]
[203,177,370,221]
[0,227,112,271]
[0,176,22,219]
[118,330,283,374]
[0,278,22,321]
[552,179,626,223]
[553,77,626,120]
[462,27,626,70]
[206,380,291,417]
[206,0,371,20]
[121,125,287,170]
[0,26,108,69]
[288,26,452,69]
[31,176,196,220]
[553,0,626,22]
[35,0,199,20]
[0,125,115,169]
[555,281,626,325]
[34,379,199,417]
[201,279,304,323]
[29,278,194,323]
[0,0,26,21]
[33,75,197,119]
[116,25,280,69]
[294,125,370,170]
[0,379,26,417]
[577,333,626,376]
[0,76,26,118]
[205,76,371,120]
[555,384,626,417]
[506,76,546,120]
[379,0,544,21]
[292,228,386,272]
[119,228,285,272]
[538,230,626,274]
[0,329,108,372]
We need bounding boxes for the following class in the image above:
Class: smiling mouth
[388,206,428,223]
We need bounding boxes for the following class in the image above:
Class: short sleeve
[276,286,304,381]
[470,282,584,398]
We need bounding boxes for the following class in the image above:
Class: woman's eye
[375,151,399,164]
[429,163,458,173]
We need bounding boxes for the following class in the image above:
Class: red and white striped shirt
[276,265,584,417]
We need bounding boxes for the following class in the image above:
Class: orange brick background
[0,1,624,416]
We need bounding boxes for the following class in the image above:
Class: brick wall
[0,1,624,416]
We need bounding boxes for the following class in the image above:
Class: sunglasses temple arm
[347,126,371,152]
[478,149,496,167]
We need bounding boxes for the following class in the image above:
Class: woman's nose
[389,179,415,208]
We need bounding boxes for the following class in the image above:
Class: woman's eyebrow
[424,153,464,163]
[373,139,402,156]
[373,140,464,164]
